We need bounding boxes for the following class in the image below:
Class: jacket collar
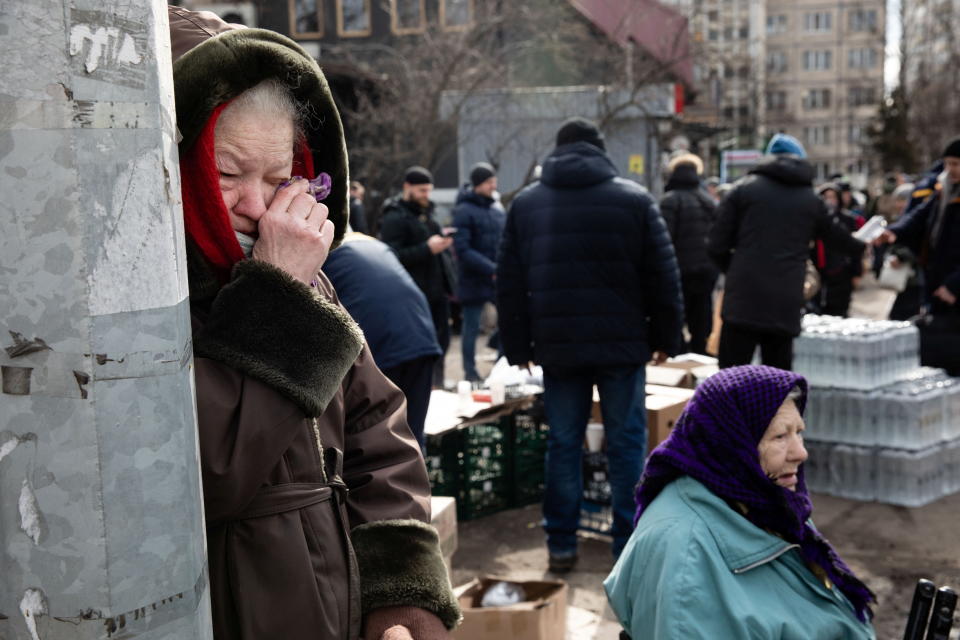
[673,476,799,574]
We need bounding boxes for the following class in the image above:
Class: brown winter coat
[170,7,458,639]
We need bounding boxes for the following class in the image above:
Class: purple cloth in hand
[634,365,875,622]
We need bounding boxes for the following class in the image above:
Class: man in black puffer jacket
[660,153,718,354]
[707,134,865,370]
[497,118,683,570]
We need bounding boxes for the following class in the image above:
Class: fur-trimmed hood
[169,6,349,246]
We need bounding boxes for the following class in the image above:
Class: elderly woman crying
[605,366,876,639]
[169,7,458,640]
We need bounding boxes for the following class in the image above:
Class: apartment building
[666,0,884,184]
[765,0,885,183]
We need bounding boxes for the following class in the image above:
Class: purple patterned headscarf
[635,365,875,622]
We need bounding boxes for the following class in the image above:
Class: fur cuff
[353,519,461,630]
[194,259,363,416]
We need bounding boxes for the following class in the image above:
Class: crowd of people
[164,6,960,639]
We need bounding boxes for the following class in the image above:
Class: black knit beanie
[943,137,960,159]
[469,162,495,187]
[404,165,434,185]
[556,117,605,150]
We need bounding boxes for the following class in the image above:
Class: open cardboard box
[452,576,567,640]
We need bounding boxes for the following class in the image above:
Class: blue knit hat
[766,133,806,158]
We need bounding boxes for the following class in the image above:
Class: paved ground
[443,284,960,638]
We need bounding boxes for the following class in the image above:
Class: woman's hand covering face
[214,105,334,284]
[757,399,808,491]
[252,179,335,285]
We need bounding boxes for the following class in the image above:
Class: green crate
[509,405,549,506]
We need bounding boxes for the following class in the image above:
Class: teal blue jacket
[604,477,875,639]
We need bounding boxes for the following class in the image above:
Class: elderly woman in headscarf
[167,7,458,640]
[604,366,876,639]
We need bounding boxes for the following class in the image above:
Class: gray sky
[886,0,901,90]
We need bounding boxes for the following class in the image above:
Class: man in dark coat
[324,233,443,451]
[660,153,718,354]
[497,117,683,569]
[379,167,455,387]
[452,162,507,381]
[707,134,866,370]
[879,137,960,374]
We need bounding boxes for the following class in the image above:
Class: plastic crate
[426,417,514,521]
[511,408,549,506]
[579,499,613,535]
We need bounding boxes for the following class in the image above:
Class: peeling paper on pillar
[19,479,46,545]
[20,588,47,640]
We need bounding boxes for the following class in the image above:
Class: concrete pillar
[0,1,212,638]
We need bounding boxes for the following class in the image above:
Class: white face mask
[235,231,256,259]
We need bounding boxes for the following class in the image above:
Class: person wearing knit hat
[452,163,505,382]
[379,166,456,388]
[765,133,806,158]
[555,116,606,150]
[877,136,960,374]
[497,115,683,571]
[167,7,458,639]
[707,133,865,369]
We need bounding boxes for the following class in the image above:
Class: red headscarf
[178,102,315,284]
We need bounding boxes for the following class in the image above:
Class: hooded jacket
[496,141,683,369]
[169,8,458,639]
[707,156,866,336]
[660,164,718,279]
[452,185,506,304]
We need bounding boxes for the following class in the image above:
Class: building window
[803,88,831,109]
[766,14,787,35]
[804,125,831,146]
[766,50,788,73]
[738,24,749,39]
[766,90,787,111]
[708,29,718,41]
[337,0,370,36]
[723,26,733,39]
[391,0,425,34]
[290,0,323,37]
[849,9,878,32]
[804,11,832,32]
[440,0,472,29]
[708,9,719,21]
[848,86,877,107]
[802,50,832,71]
[849,124,867,143]
[848,48,878,69]
[816,162,831,181]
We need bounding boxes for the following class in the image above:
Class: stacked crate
[425,398,548,521]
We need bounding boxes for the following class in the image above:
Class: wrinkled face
[945,156,960,184]
[404,182,433,209]
[821,190,839,209]
[474,176,497,199]
[758,398,808,491]
[214,105,294,235]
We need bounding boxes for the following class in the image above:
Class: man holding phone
[380,166,456,386]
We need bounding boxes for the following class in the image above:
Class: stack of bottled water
[794,315,920,389]
[799,316,960,507]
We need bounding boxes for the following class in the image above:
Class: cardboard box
[453,576,567,640]
[430,496,458,574]
[646,394,690,452]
